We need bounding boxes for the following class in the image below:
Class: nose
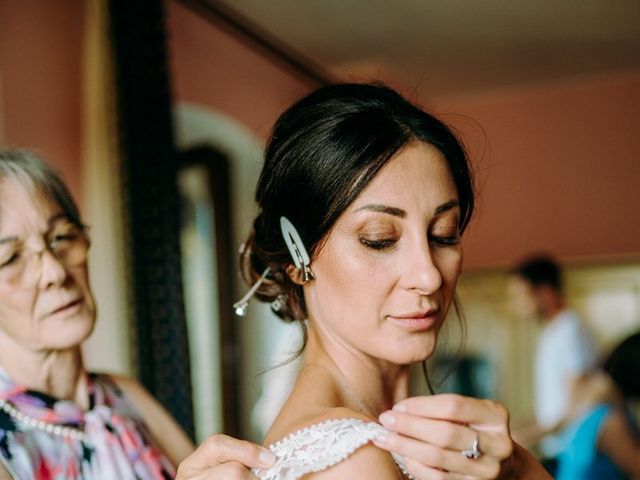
[36,248,68,288]
[400,240,442,295]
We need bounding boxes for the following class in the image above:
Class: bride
[235,83,544,480]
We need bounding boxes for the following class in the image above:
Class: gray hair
[0,149,83,226]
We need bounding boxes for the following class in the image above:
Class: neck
[0,334,88,408]
[303,325,409,418]
[542,292,565,321]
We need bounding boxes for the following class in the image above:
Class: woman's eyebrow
[355,199,459,218]
[355,204,406,218]
[435,199,460,215]
[47,212,68,226]
[0,213,69,244]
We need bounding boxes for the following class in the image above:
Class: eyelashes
[359,237,396,250]
[431,235,460,246]
[359,234,460,251]
[0,253,19,269]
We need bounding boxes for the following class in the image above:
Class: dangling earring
[233,267,270,317]
[270,294,288,312]
[280,217,314,283]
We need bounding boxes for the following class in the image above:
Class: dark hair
[510,255,562,292]
[0,149,83,227]
[241,83,474,332]
[603,332,640,400]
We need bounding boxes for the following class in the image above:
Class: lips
[388,308,440,332]
[47,298,83,317]
[394,309,439,319]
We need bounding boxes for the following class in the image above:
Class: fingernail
[379,411,396,427]
[259,449,277,467]
[373,432,388,445]
[392,403,407,412]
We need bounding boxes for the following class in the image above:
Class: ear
[82,230,92,249]
[285,264,306,285]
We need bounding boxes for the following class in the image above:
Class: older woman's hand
[373,394,552,479]
[176,434,276,480]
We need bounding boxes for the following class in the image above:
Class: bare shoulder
[266,406,371,445]
[599,407,632,444]
[269,408,403,480]
[598,407,640,476]
[308,406,373,424]
[303,442,404,480]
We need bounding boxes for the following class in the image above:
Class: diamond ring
[461,432,482,460]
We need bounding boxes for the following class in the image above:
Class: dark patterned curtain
[108,0,195,438]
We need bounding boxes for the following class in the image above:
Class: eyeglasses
[0,221,89,286]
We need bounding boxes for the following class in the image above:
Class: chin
[389,340,438,365]
[44,333,93,351]
[45,313,96,350]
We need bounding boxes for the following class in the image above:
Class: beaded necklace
[0,397,86,441]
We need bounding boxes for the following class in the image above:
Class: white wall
[174,103,297,441]
[452,261,640,426]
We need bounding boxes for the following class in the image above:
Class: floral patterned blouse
[0,368,175,479]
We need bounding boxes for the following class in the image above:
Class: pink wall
[0,0,85,202]
[1,2,637,268]
[167,2,640,269]
[167,1,316,138]
[433,75,640,269]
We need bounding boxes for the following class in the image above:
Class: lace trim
[254,418,415,480]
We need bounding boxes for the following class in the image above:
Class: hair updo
[603,332,640,400]
[240,83,474,330]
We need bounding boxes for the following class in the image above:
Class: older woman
[0,150,196,478]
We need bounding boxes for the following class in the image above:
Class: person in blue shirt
[556,332,640,479]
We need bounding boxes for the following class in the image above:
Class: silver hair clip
[233,267,271,317]
[280,217,314,283]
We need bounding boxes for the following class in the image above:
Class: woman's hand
[176,434,276,480]
[373,394,551,479]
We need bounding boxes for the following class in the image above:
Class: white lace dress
[254,418,415,480]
